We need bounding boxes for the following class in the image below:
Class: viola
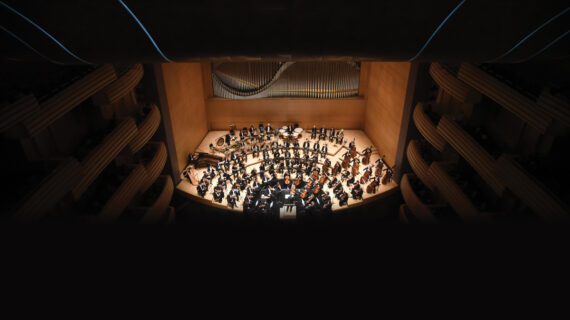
[360,169,371,184]
[366,180,378,194]
[284,176,290,185]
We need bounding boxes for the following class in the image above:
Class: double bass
[382,167,394,185]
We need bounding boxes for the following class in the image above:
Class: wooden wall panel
[364,62,411,166]
[207,98,366,130]
[160,63,208,174]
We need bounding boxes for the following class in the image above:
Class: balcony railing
[429,63,481,105]
[98,164,147,222]
[400,174,437,223]
[22,64,117,137]
[140,176,174,224]
[140,142,167,193]
[437,114,505,196]
[72,118,138,200]
[93,64,144,105]
[494,154,568,220]
[0,94,39,133]
[15,158,82,221]
[128,104,161,154]
[428,162,480,221]
[406,140,432,189]
[413,102,446,152]
[457,63,550,134]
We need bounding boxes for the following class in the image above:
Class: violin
[313,184,320,194]
[360,169,371,184]
[342,153,350,169]
[284,175,290,185]
[366,179,378,194]
[319,174,327,185]
[300,189,308,199]
[306,178,314,189]
[294,176,302,186]
[351,162,359,176]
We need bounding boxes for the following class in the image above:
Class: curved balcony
[23,64,117,137]
[99,164,147,222]
[72,117,138,200]
[140,176,174,224]
[436,114,504,196]
[93,64,144,105]
[457,63,550,134]
[128,104,161,154]
[428,162,479,221]
[413,102,446,152]
[0,94,39,133]
[15,158,82,221]
[140,142,167,192]
[406,140,432,189]
[400,174,437,223]
[537,88,570,130]
[494,154,568,220]
[429,63,481,104]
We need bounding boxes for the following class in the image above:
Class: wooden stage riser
[177,130,397,212]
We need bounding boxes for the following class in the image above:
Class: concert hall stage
[176,129,398,215]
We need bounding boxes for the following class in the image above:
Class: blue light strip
[516,30,569,63]
[0,1,91,64]
[117,0,173,62]
[409,0,467,61]
[0,24,64,64]
[488,7,569,62]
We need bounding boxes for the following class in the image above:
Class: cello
[362,146,372,165]
[341,153,350,169]
[360,168,371,184]
[366,178,378,194]
[375,158,384,177]
[332,162,341,176]
[351,161,359,176]
[322,159,331,174]
[318,174,328,185]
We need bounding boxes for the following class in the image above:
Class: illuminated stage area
[177,127,397,218]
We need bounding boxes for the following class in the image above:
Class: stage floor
[176,129,397,214]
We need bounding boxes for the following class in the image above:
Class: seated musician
[262,173,270,185]
[319,127,327,140]
[328,177,338,189]
[339,192,349,206]
[213,185,224,203]
[341,169,350,181]
[313,141,320,156]
[311,125,317,137]
[293,141,300,150]
[329,128,336,142]
[261,186,273,200]
[369,176,380,193]
[266,123,272,135]
[351,182,363,200]
[321,144,328,157]
[321,192,332,211]
[252,179,260,191]
[303,138,310,151]
[249,125,256,136]
[285,150,291,159]
[263,150,270,164]
[227,193,237,208]
[336,129,344,144]
[197,181,208,197]
[252,144,260,158]
[241,149,248,162]
[223,157,231,171]
[333,181,344,195]
[332,162,341,175]
[346,174,355,186]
